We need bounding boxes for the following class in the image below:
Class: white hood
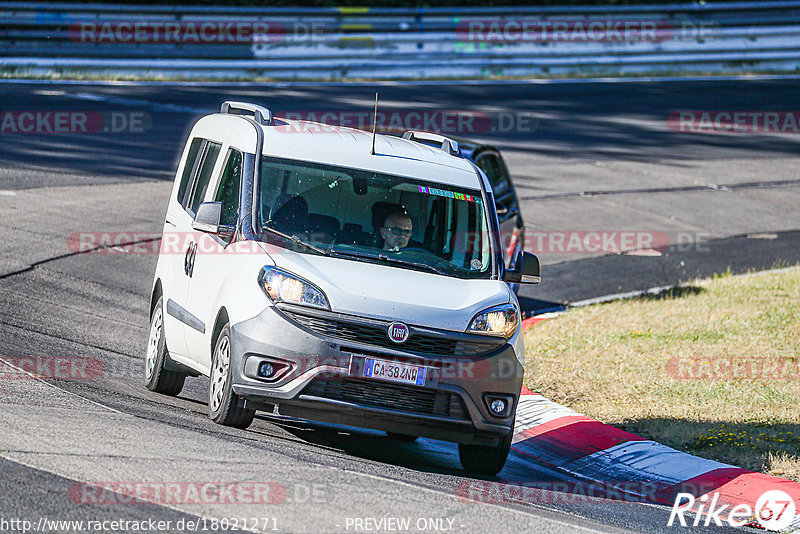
[266,248,511,332]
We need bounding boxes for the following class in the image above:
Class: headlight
[258,266,329,309]
[467,304,519,338]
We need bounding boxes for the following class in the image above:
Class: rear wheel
[144,296,186,396]
[209,323,255,429]
[458,428,513,476]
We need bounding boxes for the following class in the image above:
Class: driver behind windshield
[380,209,413,251]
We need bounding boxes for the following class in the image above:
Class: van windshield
[256,156,493,279]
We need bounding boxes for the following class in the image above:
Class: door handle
[184,242,197,277]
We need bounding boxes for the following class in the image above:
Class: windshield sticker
[418,185,481,203]
[470,259,483,270]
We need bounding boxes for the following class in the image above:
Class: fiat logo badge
[387,322,410,343]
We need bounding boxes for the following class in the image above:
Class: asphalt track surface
[1,77,798,533]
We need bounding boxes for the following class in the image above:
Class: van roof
[261,118,482,189]
[200,107,484,190]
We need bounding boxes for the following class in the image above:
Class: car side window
[177,138,203,205]
[186,141,222,215]
[215,148,243,227]
[476,153,510,198]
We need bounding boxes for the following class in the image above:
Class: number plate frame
[362,357,428,387]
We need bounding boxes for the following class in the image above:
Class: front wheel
[458,428,513,476]
[208,324,255,429]
[144,296,186,396]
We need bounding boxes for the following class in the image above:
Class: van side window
[475,153,510,198]
[177,138,203,205]
[187,142,222,215]
[215,149,243,227]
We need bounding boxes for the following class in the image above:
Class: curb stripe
[653,466,751,503]
[564,440,735,487]
[512,391,582,432]
[511,389,800,531]
[520,316,545,330]
[514,417,647,468]
[667,469,800,506]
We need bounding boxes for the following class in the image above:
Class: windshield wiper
[261,224,330,256]
[330,248,447,276]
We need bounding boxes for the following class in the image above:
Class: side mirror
[503,251,540,284]
[192,202,234,237]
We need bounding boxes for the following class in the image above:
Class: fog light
[490,399,506,415]
[257,361,275,378]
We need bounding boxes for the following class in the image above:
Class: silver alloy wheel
[210,334,230,412]
[145,307,162,380]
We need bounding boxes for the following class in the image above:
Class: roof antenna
[370,92,378,155]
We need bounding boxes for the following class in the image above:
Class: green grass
[524,266,800,481]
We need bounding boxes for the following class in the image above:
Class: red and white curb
[510,314,800,531]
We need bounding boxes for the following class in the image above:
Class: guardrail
[1,1,799,79]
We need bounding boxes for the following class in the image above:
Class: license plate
[363,358,426,386]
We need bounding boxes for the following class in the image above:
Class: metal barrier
[1,1,799,79]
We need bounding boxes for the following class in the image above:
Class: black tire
[386,432,418,442]
[144,296,186,396]
[458,428,513,476]
[208,323,255,429]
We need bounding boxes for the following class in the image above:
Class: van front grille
[301,376,468,420]
[280,308,504,357]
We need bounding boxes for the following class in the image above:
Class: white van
[145,102,540,474]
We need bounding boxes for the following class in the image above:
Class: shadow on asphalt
[633,285,705,301]
[254,414,471,477]
[3,79,800,182]
[519,231,800,305]
[173,370,769,533]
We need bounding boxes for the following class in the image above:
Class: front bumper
[230,304,523,446]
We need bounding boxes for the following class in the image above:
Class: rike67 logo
[669,489,797,530]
